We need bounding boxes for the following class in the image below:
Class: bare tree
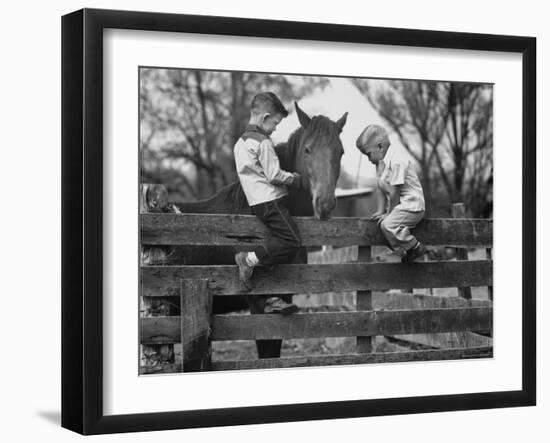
[140,68,327,200]
[352,79,493,217]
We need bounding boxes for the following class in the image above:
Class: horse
[173,102,348,359]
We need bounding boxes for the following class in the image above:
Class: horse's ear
[336,112,348,133]
[295,101,311,129]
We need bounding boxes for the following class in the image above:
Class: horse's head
[293,102,348,220]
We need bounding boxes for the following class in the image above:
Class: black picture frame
[61,8,536,435]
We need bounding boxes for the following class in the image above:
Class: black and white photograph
[138,67,493,374]
[1,0,546,438]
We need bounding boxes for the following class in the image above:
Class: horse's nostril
[314,196,320,209]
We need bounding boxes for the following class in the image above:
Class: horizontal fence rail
[140,307,492,343]
[210,347,494,371]
[141,213,493,247]
[139,346,494,373]
[141,260,493,296]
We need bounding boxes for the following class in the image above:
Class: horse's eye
[305,147,311,154]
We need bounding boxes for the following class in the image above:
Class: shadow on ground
[36,410,60,426]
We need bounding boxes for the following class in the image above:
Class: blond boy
[356,124,427,262]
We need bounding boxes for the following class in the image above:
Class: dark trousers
[251,196,302,267]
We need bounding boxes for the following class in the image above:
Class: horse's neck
[275,130,303,173]
[175,200,215,213]
[287,188,313,216]
[274,142,294,173]
[276,136,314,216]
[176,182,251,214]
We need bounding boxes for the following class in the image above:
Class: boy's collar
[245,124,271,138]
[382,144,395,166]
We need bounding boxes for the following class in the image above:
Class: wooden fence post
[140,292,178,372]
[140,183,168,213]
[452,203,472,300]
[356,246,373,353]
[486,248,493,301]
[140,183,177,372]
[181,279,212,372]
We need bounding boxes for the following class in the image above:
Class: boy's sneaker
[401,242,428,263]
[235,252,254,290]
[264,297,299,315]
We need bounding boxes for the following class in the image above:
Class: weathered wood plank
[356,246,373,353]
[373,292,493,310]
[452,204,472,300]
[140,308,492,343]
[486,248,494,301]
[181,279,212,372]
[141,260,493,297]
[141,214,492,247]
[212,308,492,340]
[139,363,182,375]
[210,347,493,370]
[140,316,181,344]
[388,331,493,349]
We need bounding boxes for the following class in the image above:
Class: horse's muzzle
[314,195,336,220]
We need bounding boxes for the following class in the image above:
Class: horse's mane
[211,180,249,212]
[275,128,301,172]
[275,115,340,172]
[307,115,342,140]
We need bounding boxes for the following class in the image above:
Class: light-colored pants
[379,205,424,256]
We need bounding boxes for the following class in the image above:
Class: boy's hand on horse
[290,172,303,188]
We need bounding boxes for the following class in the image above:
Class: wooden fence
[139,188,493,374]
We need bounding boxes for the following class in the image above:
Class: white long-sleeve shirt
[234,126,295,206]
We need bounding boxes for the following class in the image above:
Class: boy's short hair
[251,92,289,118]
[356,124,390,150]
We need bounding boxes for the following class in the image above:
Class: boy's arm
[386,160,405,211]
[370,187,387,220]
[257,139,296,186]
[371,185,400,222]
[387,184,402,212]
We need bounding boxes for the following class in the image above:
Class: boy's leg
[249,196,301,314]
[379,207,424,257]
[235,251,255,290]
[252,196,302,267]
[235,200,272,291]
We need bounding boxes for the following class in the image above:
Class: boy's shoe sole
[401,243,428,263]
[235,252,254,291]
[264,297,299,315]
[268,304,299,315]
